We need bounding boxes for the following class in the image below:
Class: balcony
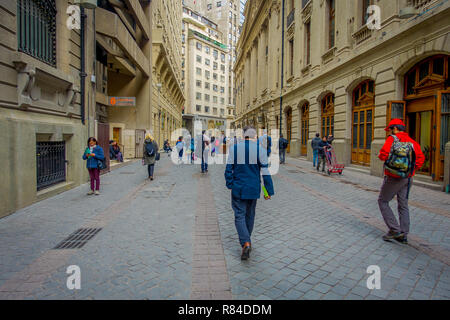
[352,24,372,45]
[409,0,436,9]
[287,9,295,28]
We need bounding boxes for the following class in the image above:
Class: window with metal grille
[36,141,66,191]
[17,0,57,67]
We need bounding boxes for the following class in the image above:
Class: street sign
[108,97,136,107]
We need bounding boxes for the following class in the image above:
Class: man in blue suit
[225,126,275,260]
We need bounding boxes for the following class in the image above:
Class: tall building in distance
[181,5,228,133]
[239,0,247,26]
[183,0,244,126]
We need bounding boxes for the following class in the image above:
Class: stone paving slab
[0,154,449,300]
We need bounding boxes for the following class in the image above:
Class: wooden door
[351,81,374,166]
[97,122,110,174]
[436,90,450,181]
[301,103,309,156]
[286,108,292,153]
[113,128,121,144]
[321,93,334,138]
[135,129,145,159]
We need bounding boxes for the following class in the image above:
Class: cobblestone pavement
[0,153,449,300]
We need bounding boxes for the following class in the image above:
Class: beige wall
[152,0,185,147]
[0,0,96,217]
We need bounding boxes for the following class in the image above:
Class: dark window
[406,71,416,95]
[419,61,430,81]
[433,57,444,76]
[328,0,335,49]
[17,0,57,66]
[36,141,66,190]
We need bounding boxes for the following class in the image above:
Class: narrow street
[0,155,449,300]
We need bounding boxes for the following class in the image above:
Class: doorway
[301,103,309,156]
[351,80,374,166]
[408,111,432,174]
[401,55,449,180]
[286,108,292,153]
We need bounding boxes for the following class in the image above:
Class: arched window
[321,93,334,138]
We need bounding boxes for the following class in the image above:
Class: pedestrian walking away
[377,119,425,244]
[143,133,159,181]
[317,136,330,173]
[311,133,321,168]
[83,137,105,196]
[176,136,185,163]
[279,134,289,164]
[190,137,195,164]
[201,130,210,173]
[258,128,272,157]
[225,126,274,261]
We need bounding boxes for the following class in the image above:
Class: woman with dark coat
[143,133,159,181]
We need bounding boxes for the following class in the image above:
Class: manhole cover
[53,228,102,249]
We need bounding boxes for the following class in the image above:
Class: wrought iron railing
[36,141,66,190]
[287,9,295,28]
[17,0,57,66]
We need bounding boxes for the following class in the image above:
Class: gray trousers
[378,176,411,235]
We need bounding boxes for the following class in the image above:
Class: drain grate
[53,228,102,249]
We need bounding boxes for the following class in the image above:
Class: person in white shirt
[201,130,210,173]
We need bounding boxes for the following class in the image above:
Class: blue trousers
[280,149,286,163]
[313,149,319,167]
[201,151,208,172]
[232,196,257,247]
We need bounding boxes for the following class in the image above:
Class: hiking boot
[95,191,100,196]
[87,190,94,195]
[382,231,403,241]
[395,234,408,244]
[241,242,251,261]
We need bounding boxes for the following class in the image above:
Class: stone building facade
[234,0,450,187]
[0,0,98,217]
[95,0,153,159]
[181,5,228,133]
[152,0,185,147]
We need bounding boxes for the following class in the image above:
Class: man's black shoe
[241,242,251,260]
[395,234,408,244]
[382,231,403,241]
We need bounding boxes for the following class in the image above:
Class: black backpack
[145,142,155,157]
[97,158,107,170]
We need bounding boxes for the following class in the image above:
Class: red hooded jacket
[378,132,425,178]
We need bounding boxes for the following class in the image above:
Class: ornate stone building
[234,0,450,187]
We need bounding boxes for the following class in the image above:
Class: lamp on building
[75,0,97,9]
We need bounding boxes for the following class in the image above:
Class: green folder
[262,186,269,198]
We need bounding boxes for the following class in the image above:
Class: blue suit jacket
[224,139,274,200]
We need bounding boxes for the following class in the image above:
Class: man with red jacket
[378,119,425,244]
